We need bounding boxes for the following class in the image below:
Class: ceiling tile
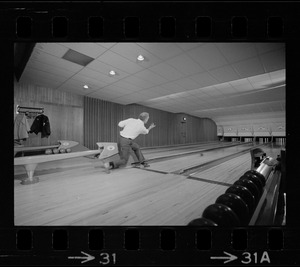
[96,50,144,74]
[112,80,145,92]
[149,62,185,81]
[30,50,83,72]
[144,86,171,96]
[26,59,75,78]
[190,72,219,87]
[232,57,265,78]
[86,60,130,80]
[71,74,108,90]
[187,44,228,70]
[247,73,271,83]
[78,67,114,84]
[176,43,203,51]
[260,49,285,72]
[23,67,68,83]
[173,78,200,91]
[57,79,97,96]
[60,43,107,58]
[137,89,163,98]
[209,65,241,83]
[201,87,223,97]
[121,75,156,90]
[231,82,254,91]
[110,43,162,67]
[214,84,237,94]
[269,69,286,83]
[35,43,69,57]
[20,73,63,89]
[134,69,168,85]
[96,43,117,49]
[166,54,204,75]
[137,43,183,60]
[216,43,257,63]
[161,81,185,93]
[255,43,284,54]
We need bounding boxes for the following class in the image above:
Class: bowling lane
[15,159,228,226]
[146,143,255,173]
[142,141,237,155]
[73,176,228,226]
[185,143,283,186]
[189,152,251,185]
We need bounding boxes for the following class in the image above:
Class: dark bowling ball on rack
[234,178,260,206]
[59,148,66,153]
[244,170,266,187]
[187,217,218,226]
[239,174,264,197]
[215,193,250,226]
[225,185,256,216]
[52,148,59,154]
[66,148,72,153]
[202,203,240,227]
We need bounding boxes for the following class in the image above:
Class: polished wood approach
[14,142,283,226]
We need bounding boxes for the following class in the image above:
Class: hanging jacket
[14,113,31,140]
[30,114,51,138]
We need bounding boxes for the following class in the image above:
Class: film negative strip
[1,0,300,265]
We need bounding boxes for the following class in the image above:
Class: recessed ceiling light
[109,70,116,76]
[137,55,144,61]
[83,85,89,89]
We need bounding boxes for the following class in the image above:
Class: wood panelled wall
[84,97,218,149]
[14,82,84,146]
[123,104,178,147]
[84,97,124,149]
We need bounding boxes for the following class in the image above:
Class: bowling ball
[52,148,59,154]
[240,174,264,196]
[188,217,218,226]
[234,178,260,206]
[59,148,66,153]
[244,170,266,187]
[225,185,256,216]
[66,148,72,153]
[202,203,240,227]
[215,193,250,226]
[45,149,52,155]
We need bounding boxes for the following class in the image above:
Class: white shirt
[119,118,149,140]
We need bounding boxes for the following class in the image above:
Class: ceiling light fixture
[109,70,116,76]
[83,85,89,89]
[137,55,144,61]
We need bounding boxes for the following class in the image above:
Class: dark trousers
[110,136,145,169]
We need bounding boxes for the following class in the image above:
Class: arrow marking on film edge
[68,251,95,264]
[210,251,238,264]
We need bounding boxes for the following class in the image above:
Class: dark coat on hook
[30,114,51,138]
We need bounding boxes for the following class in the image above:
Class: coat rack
[16,105,44,118]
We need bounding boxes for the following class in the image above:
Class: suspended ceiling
[17,42,285,123]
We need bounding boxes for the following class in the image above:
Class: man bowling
[100,112,156,173]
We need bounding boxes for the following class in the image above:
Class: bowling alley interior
[13,42,286,226]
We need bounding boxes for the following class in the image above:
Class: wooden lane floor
[188,152,252,186]
[142,141,233,155]
[14,142,282,226]
[14,161,228,226]
[144,143,254,173]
